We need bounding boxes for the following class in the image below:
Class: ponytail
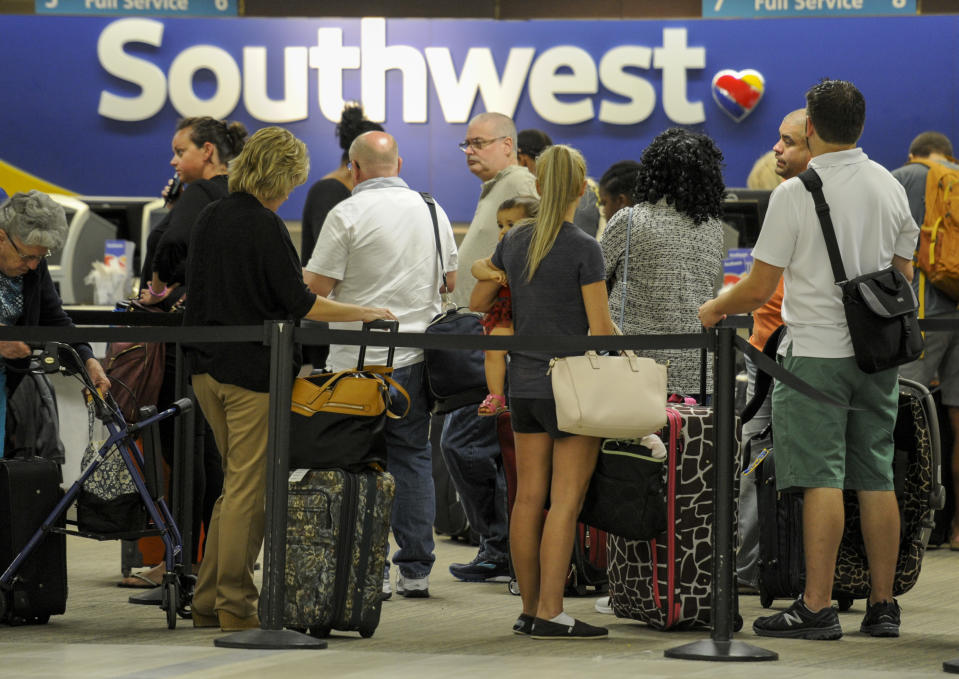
[525,145,585,282]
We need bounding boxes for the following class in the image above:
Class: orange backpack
[914,157,959,302]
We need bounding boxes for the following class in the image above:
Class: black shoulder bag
[420,192,488,414]
[798,168,923,373]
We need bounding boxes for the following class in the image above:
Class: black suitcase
[754,377,944,609]
[0,456,67,624]
[284,468,395,638]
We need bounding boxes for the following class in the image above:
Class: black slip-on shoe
[530,617,608,639]
[512,613,534,636]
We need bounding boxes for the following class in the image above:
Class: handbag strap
[798,168,848,284]
[421,191,449,303]
[619,208,632,328]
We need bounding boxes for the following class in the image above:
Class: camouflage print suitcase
[285,468,395,638]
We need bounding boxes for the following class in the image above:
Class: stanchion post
[215,320,326,650]
[663,325,778,662]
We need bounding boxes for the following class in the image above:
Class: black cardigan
[7,261,93,394]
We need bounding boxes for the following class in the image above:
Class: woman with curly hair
[601,127,725,397]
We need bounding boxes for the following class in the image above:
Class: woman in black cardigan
[184,126,395,632]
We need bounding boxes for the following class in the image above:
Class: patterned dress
[601,201,724,396]
[480,285,512,334]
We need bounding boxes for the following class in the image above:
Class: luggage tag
[742,428,773,477]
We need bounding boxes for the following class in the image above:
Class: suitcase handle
[357,320,400,370]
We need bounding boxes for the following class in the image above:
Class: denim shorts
[771,349,898,491]
[509,397,574,439]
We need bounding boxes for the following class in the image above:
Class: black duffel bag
[423,307,488,415]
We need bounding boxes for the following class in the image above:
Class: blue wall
[0,15,955,221]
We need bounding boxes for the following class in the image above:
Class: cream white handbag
[549,207,667,438]
[548,350,667,438]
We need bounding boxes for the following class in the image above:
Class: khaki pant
[190,373,269,619]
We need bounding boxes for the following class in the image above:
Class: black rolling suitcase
[284,468,395,638]
[753,377,944,609]
[0,456,67,624]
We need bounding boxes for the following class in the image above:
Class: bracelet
[147,282,168,297]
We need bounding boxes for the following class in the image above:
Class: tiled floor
[2,534,959,678]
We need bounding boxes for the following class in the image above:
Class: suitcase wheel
[359,625,375,638]
[508,578,520,596]
[309,626,331,639]
[836,597,853,612]
[759,592,774,609]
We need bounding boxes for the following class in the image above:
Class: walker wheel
[0,588,9,624]
[508,578,520,596]
[163,580,178,629]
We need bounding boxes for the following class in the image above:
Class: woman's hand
[85,357,111,393]
[138,288,165,306]
[0,341,30,359]
[360,307,397,323]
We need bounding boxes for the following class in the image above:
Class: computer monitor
[46,194,118,305]
[722,188,772,248]
[80,196,162,275]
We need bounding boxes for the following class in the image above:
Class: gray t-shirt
[491,222,606,398]
[892,160,959,317]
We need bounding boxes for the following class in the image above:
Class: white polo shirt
[305,176,459,371]
[752,148,918,358]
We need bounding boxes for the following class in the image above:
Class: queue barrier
[10,314,957,661]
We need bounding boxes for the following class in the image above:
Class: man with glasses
[0,191,110,454]
[444,112,536,583]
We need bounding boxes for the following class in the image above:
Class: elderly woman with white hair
[0,191,110,401]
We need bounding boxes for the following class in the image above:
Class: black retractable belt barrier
[0,318,821,659]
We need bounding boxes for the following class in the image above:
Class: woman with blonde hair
[183,126,396,631]
[471,144,616,640]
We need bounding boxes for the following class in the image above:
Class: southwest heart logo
[712,69,765,122]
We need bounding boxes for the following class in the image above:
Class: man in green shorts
[699,79,918,640]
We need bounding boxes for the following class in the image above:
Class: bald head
[349,131,401,180]
[773,108,811,180]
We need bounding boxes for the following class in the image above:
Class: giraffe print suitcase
[607,404,741,630]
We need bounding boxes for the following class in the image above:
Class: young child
[471,195,539,416]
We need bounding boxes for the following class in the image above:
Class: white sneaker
[594,596,613,615]
[396,574,430,598]
[381,571,392,601]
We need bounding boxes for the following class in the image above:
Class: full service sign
[704,0,915,17]
[0,15,953,221]
[37,0,237,17]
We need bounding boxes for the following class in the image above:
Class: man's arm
[304,271,338,298]
[893,255,914,282]
[441,271,457,294]
[699,259,784,328]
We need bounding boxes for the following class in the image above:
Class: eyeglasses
[4,232,50,264]
[458,136,507,152]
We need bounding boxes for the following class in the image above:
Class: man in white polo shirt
[699,79,918,640]
[305,131,459,599]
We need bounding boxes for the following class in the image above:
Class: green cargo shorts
[771,349,899,491]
